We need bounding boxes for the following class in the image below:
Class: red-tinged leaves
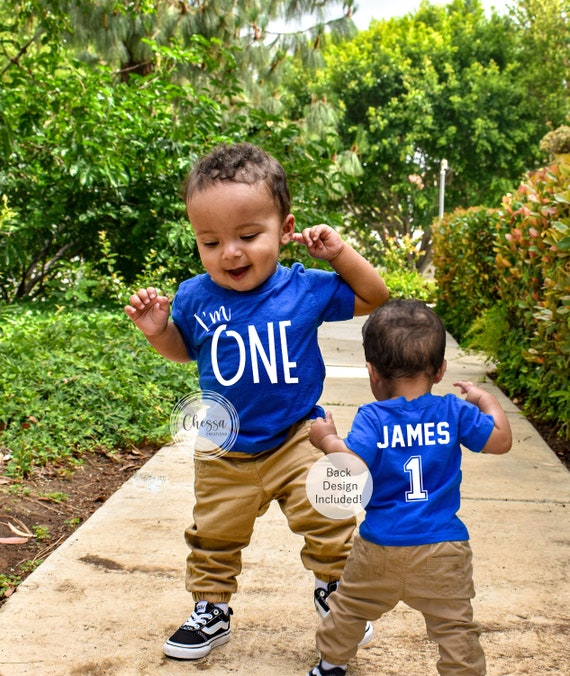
[433,159,569,441]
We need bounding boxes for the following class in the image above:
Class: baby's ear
[280,214,295,244]
[433,360,447,384]
[366,362,380,384]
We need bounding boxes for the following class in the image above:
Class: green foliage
[432,206,506,342]
[0,572,22,600]
[32,525,50,541]
[39,492,69,504]
[0,306,198,477]
[491,161,570,436]
[282,0,568,267]
[370,232,437,302]
[438,161,570,440]
[56,0,358,94]
[510,0,570,127]
[382,268,437,303]
[377,232,429,273]
[1,16,359,303]
[0,558,42,600]
[464,304,511,358]
[1,30,245,300]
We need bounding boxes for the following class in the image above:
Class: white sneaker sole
[163,630,230,659]
[359,621,374,646]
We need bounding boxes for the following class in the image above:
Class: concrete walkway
[0,317,568,675]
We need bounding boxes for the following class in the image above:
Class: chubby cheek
[196,247,219,273]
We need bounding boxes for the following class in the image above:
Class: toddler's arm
[310,411,360,457]
[291,225,389,316]
[125,287,190,363]
[454,381,512,454]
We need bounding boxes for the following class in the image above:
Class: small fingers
[127,287,158,307]
[125,288,167,321]
[291,225,329,246]
[453,380,474,394]
[305,224,329,243]
[291,229,313,247]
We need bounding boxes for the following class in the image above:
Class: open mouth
[227,266,250,280]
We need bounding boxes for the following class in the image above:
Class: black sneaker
[307,661,347,676]
[314,581,374,646]
[163,601,232,659]
[314,581,339,619]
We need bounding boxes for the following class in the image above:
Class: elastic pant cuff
[193,593,233,604]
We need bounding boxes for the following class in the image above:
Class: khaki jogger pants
[184,420,357,603]
[318,535,486,675]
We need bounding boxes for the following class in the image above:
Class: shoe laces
[181,606,214,630]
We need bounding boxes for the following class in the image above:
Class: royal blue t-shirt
[171,263,354,454]
[345,393,494,546]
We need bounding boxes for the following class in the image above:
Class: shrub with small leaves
[539,125,570,156]
[432,207,507,342]
[432,162,569,441]
[492,162,570,437]
[0,305,198,477]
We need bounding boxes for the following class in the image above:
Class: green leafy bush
[354,231,437,303]
[0,44,226,302]
[540,125,570,156]
[0,306,198,477]
[433,163,569,439]
[489,162,570,436]
[382,269,437,303]
[432,207,507,342]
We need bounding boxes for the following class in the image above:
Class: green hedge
[432,161,570,439]
[432,206,507,342]
[493,162,570,436]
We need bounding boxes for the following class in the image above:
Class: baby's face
[187,181,294,292]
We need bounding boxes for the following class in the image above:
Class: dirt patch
[0,446,158,606]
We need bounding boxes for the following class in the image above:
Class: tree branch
[0,29,43,77]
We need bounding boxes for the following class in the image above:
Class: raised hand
[125,287,170,337]
[290,225,345,262]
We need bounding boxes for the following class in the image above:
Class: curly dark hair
[362,299,446,380]
[182,143,291,219]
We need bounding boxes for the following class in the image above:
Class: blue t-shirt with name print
[171,263,355,454]
[345,393,494,546]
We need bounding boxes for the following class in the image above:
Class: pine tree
[57,0,359,91]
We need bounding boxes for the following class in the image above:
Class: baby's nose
[223,241,242,259]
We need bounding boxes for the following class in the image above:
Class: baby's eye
[202,241,219,248]
[241,233,258,242]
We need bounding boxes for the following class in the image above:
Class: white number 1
[404,455,428,502]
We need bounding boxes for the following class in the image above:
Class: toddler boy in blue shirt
[125,143,389,660]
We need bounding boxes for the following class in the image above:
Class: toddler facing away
[307,299,512,676]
